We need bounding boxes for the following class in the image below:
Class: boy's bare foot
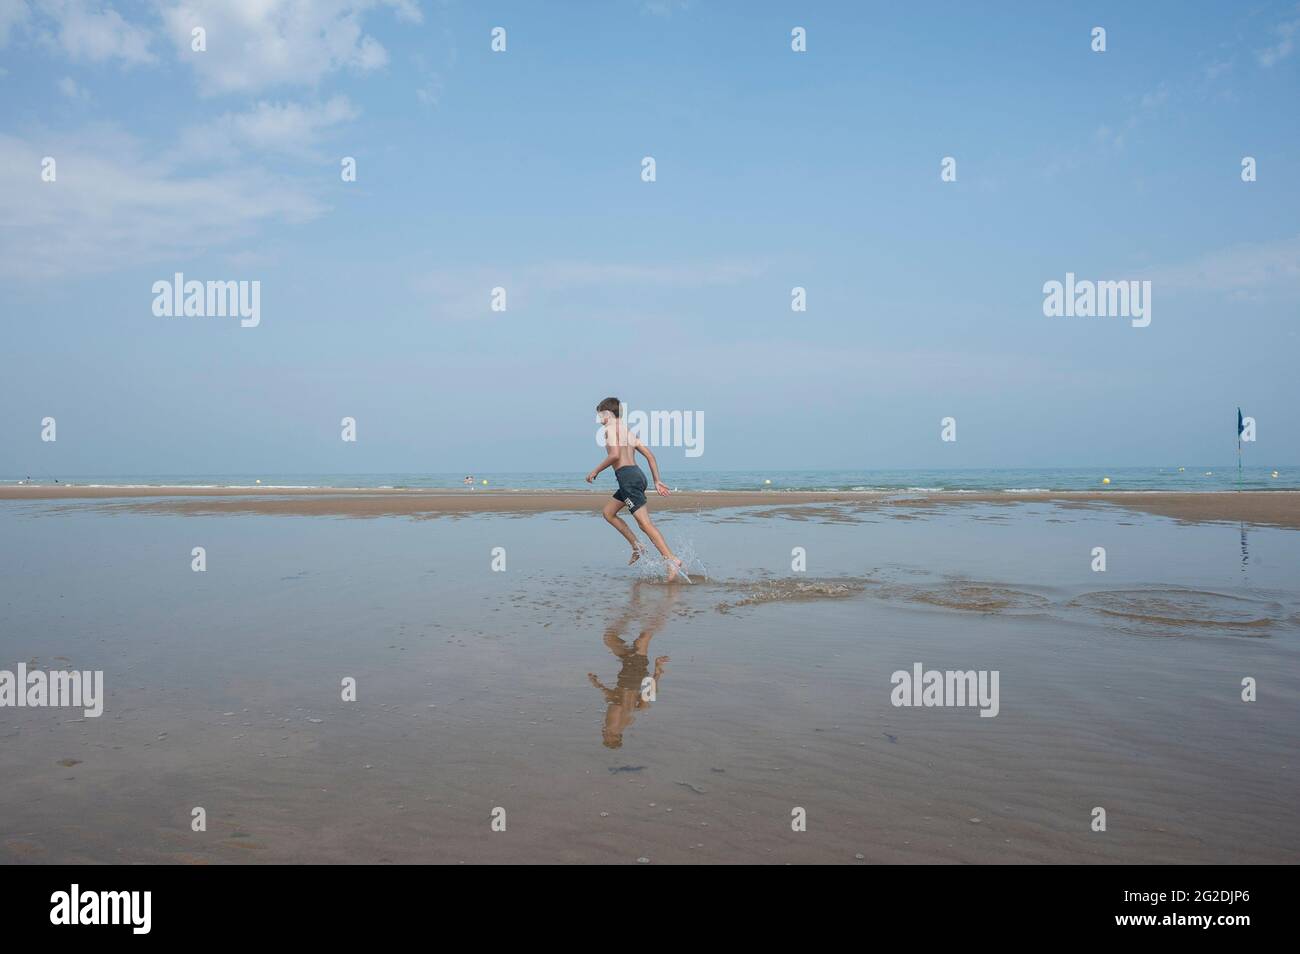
[665,557,682,582]
[628,546,643,566]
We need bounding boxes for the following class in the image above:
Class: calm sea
[2,467,1294,492]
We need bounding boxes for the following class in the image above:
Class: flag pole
[1237,407,1243,491]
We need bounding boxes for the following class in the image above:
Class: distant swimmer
[463,475,474,489]
[587,397,689,582]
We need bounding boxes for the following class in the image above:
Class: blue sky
[1,0,1297,476]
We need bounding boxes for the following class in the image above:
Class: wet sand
[3,485,1299,530]
[1,496,1297,864]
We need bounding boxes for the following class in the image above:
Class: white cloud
[411,39,454,110]
[1139,84,1169,109]
[1257,17,1299,67]
[641,1,690,16]
[56,73,89,98]
[416,260,764,320]
[531,262,763,289]
[0,0,32,46]
[1204,59,1232,81]
[0,127,327,279]
[1094,124,1124,151]
[159,0,419,95]
[176,96,360,159]
[1141,236,1300,294]
[385,0,422,24]
[416,76,442,106]
[36,0,156,65]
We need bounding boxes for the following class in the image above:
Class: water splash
[631,540,708,583]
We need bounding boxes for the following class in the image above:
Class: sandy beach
[2,489,1297,864]
[4,485,1299,530]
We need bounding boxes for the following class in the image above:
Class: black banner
[1,864,1283,940]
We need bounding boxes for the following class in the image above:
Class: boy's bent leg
[602,498,642,559]
[631,506,683,579]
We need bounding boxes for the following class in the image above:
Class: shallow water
[1,499,1297,863]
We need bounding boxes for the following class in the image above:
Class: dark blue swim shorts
[612,465,648,513]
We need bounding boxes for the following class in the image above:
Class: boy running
[586,397,688,582]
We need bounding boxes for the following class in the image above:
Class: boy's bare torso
[605,421,638,468]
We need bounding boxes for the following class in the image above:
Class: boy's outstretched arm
[586,452,618,483]
[587,419,621,483]
[635,439,671,496]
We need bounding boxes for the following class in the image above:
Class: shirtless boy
[586,397,688,582]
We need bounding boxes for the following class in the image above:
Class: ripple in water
[1068,588,1283,636]
[892,582,1052,614]
[715,578,868,613]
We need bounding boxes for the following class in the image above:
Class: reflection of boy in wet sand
[587,583,677,749]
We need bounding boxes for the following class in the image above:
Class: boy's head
[596,397,621,423]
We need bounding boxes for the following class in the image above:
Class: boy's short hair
[596,397,622,417]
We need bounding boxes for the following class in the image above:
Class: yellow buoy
[482,479,488,485]
[1102,477,1110,485]
[1273,471,1280,478]
[255,479,261,484]
[764,479,771,485]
